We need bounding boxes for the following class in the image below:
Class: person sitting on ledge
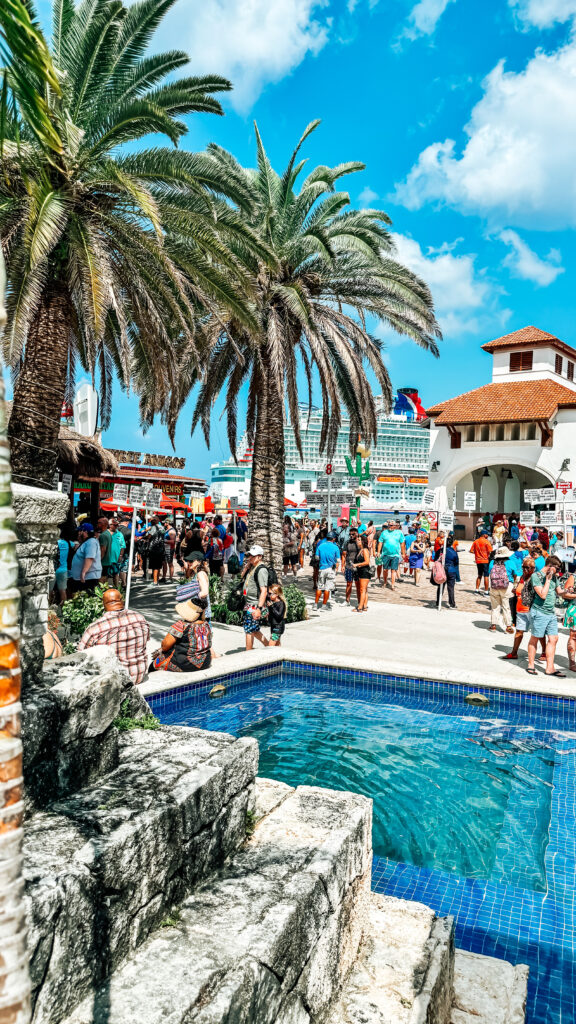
[150,597,212,673]
[78,589,150,684]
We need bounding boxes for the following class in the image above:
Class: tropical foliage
[142,122,441,563]
[0,0,264,488]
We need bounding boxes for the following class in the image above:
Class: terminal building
[210,389,431,511]
[424,326,576,519]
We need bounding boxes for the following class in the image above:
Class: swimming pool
[148,662,576,1024]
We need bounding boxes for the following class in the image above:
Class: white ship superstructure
[210,388,430,513]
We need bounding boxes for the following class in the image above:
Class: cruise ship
[210,388,430,513]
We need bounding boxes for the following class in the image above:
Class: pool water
[240,694,554,891]
[149,664,576,1024]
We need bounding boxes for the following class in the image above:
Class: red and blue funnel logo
[393,387,427,421]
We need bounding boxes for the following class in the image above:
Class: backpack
[257,564,279,588]
[227,553,241,576]
[432,557,447,585]
[149,528,165,555]
[490,560,509,590]
[521,575,536,609]
[227,581,244,611]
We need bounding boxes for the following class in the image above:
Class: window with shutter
[509,350,533,372]
[568,361,574,382]
[555,353,563,375]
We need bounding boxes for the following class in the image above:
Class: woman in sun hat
[150,597,212,672]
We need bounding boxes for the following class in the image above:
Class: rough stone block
[451,949,529,1024]
[43,647,131,740]
[25,726,258,1024]
[252,776,294,822]
[62,785,372,1024]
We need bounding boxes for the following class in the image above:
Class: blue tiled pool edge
[148,662,576,1024]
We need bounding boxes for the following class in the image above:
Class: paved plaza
[132,542,576,701]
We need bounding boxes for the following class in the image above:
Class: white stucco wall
[491,346,576,391]
[427,413,574,512]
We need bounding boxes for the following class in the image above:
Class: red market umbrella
[160,494,190,511]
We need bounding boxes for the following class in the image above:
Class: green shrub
[284,584,307,623]
[61,582,123,636]
[113,699,161,732]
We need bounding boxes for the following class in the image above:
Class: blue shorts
[529,608,558,638]
[381,554,399,570]
[344,567,355,583]
[243,607,262,634]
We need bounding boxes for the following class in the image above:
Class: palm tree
[155,122,441,564]
[0,3,60,1018]
[0,0,263,489]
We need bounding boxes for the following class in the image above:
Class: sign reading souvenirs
[439,510,455,530]
[108,450,186,469]
[463,491,477,511]
[422,489,436,509]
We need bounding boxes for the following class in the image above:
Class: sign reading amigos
[108,449,186,470]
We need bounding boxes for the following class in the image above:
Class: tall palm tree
[148,122,441,564]
[0,0,264,489]
[0,3,60,1019]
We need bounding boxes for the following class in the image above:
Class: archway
[452,464,553,514]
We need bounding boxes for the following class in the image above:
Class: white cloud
[499,229,565,285]
[390,233,508,336]
[358,185,379,204]
[510,0,576,28]
[159,0,331,110]
[394,39,576,228]
[401,0,456,40]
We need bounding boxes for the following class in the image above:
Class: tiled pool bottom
[148,662,576,1024]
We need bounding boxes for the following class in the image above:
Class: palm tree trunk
[248,350,285,569]
[8,283,72,490]
[0,254,31,1020]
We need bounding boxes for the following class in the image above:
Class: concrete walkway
[134,576,576,702]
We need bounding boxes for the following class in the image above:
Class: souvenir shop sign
[108,449,186,469]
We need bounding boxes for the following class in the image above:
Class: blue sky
[95,0,576,479]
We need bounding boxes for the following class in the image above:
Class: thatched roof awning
[57,424,118,479]
[3,401,118,479]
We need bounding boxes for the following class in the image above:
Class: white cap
[249,544,264,556]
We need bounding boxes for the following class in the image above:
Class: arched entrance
[452,464,553,514]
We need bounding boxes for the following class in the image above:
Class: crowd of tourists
[47,504,576,684]
[462,512,576,677]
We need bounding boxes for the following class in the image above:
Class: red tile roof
[427,380,576,425]
[482,325,576,355]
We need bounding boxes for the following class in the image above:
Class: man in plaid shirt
[78,590,150,684]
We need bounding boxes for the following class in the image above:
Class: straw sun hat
[174,599,204,623]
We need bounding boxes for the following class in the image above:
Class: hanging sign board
[439,511,455,531]
[229,496,239,510]
[61,474,72,495]
[422,489,436,509]
[145,488,163,509]
[129,486,146,507]
[521,511,536,525]
[113,484,129,503]
[300,481,311,493]
[463,491,476,511]
[524,489,540,504]
[539,487,556,502]
[556,480,573,496]
[539,510,557,526]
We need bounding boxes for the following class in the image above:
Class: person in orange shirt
[470,532,493,592]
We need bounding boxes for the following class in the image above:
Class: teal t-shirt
[110,531,126,563]
[531,570,558,612]
[378,529,404,556]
